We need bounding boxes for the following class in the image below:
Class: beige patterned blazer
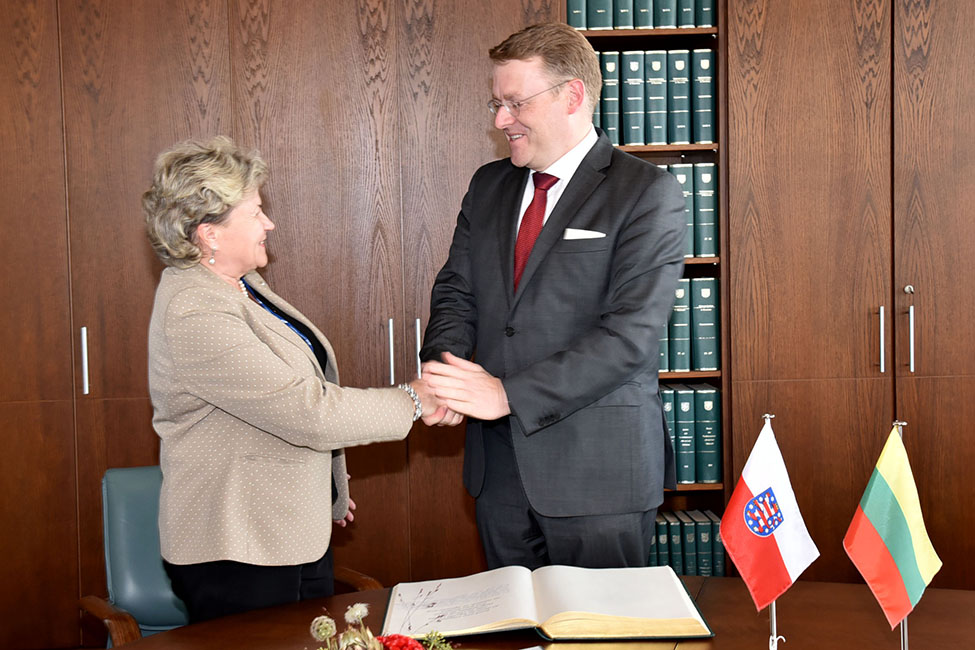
[148,264,414,566]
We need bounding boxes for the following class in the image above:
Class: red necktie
[514,172,559,290]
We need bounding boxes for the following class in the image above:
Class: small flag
[843,427,942,629]
[720,420,819,610]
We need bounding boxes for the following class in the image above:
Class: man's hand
[423,352,511,421]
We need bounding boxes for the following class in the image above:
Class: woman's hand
[333,496,356,527]
[409,377,458,426]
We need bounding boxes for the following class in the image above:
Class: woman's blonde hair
[143,136,268,268]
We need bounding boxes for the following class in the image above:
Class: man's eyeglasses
[488,80,569,118]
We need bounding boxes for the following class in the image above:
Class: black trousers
[163,547,334,623]
[476,420,656,570]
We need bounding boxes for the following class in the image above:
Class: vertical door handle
[904,285,915,373]
[80,326,90,395]
[387,318,396,385]
[878,306,885,373]
[415,318,422,378]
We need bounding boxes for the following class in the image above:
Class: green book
[567,0,587,29]
[620,51,645,145]
[655,513,670,567]
[648,515,657,565]
[675,510,697,576]
[668,163,694,257]
[663,511,683,574]
[688,383,721,483]
[690,277,719,371]
[705,510,724,576]
[677,0,695,27]
[693,163,717,257]
[600,52,620,145]
[644,51,668,145]
[672,383,696,484]
[660,384,675,452]
[614,0,634,28]
[587,0,613,29]
[691,49,715,144]
[634,0,653,28]
[689,510,713,576]
[668,278,691,372]
[696,0,714,27]
[659,329,669,372]
[593,86,602,129]
[655,0,677,28]
[667,50,691,143]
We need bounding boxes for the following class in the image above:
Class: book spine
[667,50,691,144]
[644,51,668,145]
[693,162,717,256]
[600,52,621,146]
[666,512,683,574]
[691,384,721,483]
[668,279,691,372]
[614,0,634,28]
[654,0,677,28]
[676,510,697,576]
[690,277,720,371]
[695,0,714,27]
[705,510,725,576]
[691,49,715,144]
[695,513,713,576]
[655,513,670,567]
[587,0,613,29]
[620,51,645,145]
[567,0,587,29]
[634,0,653,28]
[674,384,696,483]
[677,0,695,27]
[660,384,675,452]
[668,163,695,258]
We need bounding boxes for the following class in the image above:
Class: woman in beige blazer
[143,136,439,623]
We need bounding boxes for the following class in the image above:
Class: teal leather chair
[80,466,189,645]
[80,465,383,646]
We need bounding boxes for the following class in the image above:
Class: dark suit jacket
[421,131,685,517]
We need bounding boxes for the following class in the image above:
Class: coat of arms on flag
[744,488,783,537]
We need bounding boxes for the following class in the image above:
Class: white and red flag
[720,420,820,610]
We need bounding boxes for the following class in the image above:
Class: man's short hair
[489,22,601,115]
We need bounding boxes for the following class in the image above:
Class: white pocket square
[563,228,606,240]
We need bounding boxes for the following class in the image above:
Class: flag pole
[894,419,908,650]
[760,414,785,650]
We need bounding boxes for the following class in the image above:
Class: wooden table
[126,577,974,649]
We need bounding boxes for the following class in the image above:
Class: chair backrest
[102,466,189,635]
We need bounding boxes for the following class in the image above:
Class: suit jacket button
[504,327,515,337]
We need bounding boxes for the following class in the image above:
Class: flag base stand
[769,600,785,649]
[900,615,908,650]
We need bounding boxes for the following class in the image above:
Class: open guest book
[380,564,712,640]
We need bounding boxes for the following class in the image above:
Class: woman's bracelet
[398,383,422,422]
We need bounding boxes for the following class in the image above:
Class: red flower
[377,634,424,650]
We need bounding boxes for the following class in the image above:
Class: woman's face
[211,189,274,276]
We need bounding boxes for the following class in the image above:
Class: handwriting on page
[394,582,513,633]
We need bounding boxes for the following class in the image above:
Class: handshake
[407,352,511,426]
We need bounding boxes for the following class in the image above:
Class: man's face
[491,57,571,171]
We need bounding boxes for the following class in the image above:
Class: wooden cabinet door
[894,0,975,589]
[728,0,894,580]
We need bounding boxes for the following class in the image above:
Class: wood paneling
[59,0,231,399]
[227,0,411,585]
[0,0,71,402]
[894,0,975,588]
[731,379,893,583]
[0,401,78,648]
[728,0,892,382]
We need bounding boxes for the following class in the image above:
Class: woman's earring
[208,249,216,265]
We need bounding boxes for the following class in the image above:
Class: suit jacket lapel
[497,168,531,299]
[512,136,612,305]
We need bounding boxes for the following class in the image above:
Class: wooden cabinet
[729,0,974,588]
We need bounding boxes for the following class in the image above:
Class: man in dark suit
[421,22,685,569]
